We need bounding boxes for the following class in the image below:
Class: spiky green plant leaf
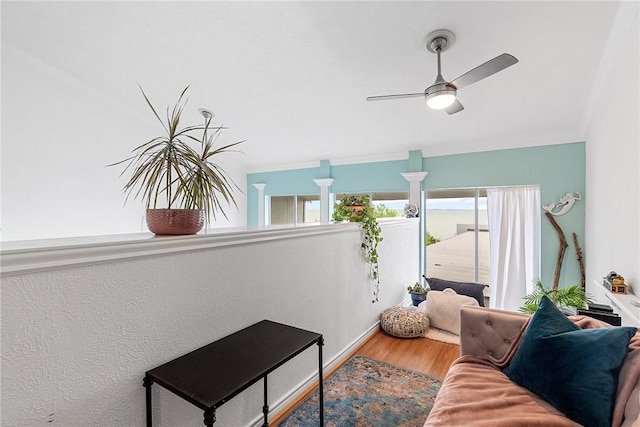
[108,86,243,223]
[520,278,592,314]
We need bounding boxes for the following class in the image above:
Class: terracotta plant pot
[146,209,205,235]
[345,204,365,220]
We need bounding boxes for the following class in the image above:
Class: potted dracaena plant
[332,194,383,303]
[110,85,243,235]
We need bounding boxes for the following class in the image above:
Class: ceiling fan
[366,29,518,115]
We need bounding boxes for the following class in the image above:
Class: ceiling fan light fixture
[425,88,456,109]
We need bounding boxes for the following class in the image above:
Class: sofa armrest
[460,306,530,359]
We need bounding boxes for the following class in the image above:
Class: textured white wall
[585,4,639,290]
[1,221,418,426]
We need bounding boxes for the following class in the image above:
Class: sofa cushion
[424,276,485,307]
[380,306,429,338]
[622,386,640,427]
[503,295,636,427]
[420,288,479,335]
[425,358,581,427]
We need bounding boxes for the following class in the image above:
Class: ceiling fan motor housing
[426,82,457,96]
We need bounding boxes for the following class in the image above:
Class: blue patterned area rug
[278,355,442,427]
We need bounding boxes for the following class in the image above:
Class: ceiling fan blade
[366,92,424,102]
[444,99,464,115]
[450,53,518,90]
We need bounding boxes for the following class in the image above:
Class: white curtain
[487,186,541,311]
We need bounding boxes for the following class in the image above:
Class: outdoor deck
[426,230,490,286]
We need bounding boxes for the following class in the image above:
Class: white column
[401,172,429,284]
[401,172,429,207]
[313,178,335,224]
[252,183,267,227]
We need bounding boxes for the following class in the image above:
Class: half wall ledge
[1,219,414,277]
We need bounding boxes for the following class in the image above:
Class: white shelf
[590,280,640,327]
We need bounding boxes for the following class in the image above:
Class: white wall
[1,42,247,242]
[1,221,419,426]
[585,3,639,290]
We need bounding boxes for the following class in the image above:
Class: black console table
[144,320,324,426]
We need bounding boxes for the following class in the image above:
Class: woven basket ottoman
[380,306,429,338]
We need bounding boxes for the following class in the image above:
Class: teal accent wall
[330,160,407,193]
[408,150,422,172]
[423,142,585,288]
[247,142,586,288]
[247,167,323,225]
[319,159,331,177]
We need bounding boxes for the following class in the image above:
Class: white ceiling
[2,1,622,172]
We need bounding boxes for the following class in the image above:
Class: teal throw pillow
[503,295,636,427]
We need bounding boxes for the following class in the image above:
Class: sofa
[425,303,640,427]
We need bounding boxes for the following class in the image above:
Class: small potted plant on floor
[407,282,429,306]
[109,85,243,235]
[333,194,383,303]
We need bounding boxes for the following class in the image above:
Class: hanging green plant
[332,194,383,303]
[520,278,592,314]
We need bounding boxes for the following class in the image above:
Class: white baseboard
[249,321,381,427]
[401,296,413,307]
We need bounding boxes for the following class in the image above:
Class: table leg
[262,375,269,426]
[203,408,216,426]
[318,337,324,427]
[143,376,153,427]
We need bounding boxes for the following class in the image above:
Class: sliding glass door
[424,188,489,285]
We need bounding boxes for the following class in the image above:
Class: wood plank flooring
[272,329,460,425]
[355,329,460,380]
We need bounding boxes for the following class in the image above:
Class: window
[333,192,408,219]
[425,189,489,285]
[371,192,408,219]
[269,195,320,225]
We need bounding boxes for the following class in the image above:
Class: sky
[426,197,487,210]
